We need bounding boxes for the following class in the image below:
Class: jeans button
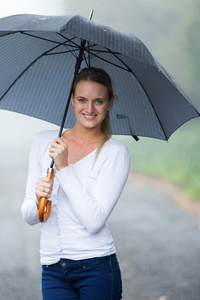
[61,261,66,267]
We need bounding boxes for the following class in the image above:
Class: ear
[108,96,114,111]
[71,96,74,108]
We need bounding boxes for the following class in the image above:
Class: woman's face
[71,80,113,130]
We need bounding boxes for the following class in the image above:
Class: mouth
[82,114,97,120]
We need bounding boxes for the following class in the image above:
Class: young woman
[21,67,130,300]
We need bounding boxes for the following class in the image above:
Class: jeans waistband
[59,253,116,267]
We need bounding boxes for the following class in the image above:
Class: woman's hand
[49,137,68,171]
[35,176,54,209]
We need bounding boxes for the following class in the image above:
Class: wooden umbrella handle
[38,168,54,223]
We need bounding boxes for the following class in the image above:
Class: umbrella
[0,13,199,221]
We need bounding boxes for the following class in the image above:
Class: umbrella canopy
[0,13,199,140]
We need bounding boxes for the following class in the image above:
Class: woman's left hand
[49,137,68,171]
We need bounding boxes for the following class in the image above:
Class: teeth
[84,115,95,119]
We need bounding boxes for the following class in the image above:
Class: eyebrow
[76,96,106,101]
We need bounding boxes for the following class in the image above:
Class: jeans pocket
[82,256,113,278]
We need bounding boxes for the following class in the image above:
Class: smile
[83,114,97,120]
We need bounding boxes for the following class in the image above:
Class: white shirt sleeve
[56,144,130,234]
[21,134,41,225]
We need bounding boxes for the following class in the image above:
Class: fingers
[35,177,54,209]
[49,139,67,157]
[50,137,66,152]
[49,137,68,170]
[37,178,53,196]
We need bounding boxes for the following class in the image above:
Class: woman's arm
[56,145,130,234]
[21,134,42,225]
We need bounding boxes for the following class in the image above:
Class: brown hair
[72,67,114,162]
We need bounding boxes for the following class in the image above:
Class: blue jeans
[42,254,122,300]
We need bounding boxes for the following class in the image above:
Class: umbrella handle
[38,168,54,222]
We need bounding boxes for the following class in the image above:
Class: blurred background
[0,0,200,299]
[1,0,200,199]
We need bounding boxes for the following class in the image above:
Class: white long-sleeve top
[21,130,130,265]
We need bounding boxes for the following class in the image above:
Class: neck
[72,124,103,144]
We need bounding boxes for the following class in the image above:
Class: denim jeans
[42,254,122,300]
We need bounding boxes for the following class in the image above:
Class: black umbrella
[0,13,199,221]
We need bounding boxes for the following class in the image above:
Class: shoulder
[98,138,130,163]
[104,138,130,155]
[32,130,59,155]
[36,130,59,142]
[93,138,130,174]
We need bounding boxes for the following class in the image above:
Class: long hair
[72,67,114,162]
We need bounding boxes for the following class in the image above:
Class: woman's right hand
[35,176,54,209]
[49,137,69,171]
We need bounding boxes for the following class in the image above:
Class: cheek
[74,102,83,112]
[103,102,112,114]
[98,106,108,115]
[99,108,109,121]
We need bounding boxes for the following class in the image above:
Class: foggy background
[0,1,200,299]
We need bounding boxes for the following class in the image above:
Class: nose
[86,101,94,113]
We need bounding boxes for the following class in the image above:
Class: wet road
[109,177,200,300]
[1,154,200,300]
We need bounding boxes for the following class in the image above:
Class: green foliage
[177,0,200,106]
[115,120,200,200]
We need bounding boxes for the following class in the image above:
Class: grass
[115,119,200,200]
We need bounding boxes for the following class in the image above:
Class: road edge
[129,172,200,219]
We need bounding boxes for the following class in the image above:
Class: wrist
[56,163,69,171]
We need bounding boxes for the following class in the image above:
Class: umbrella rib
[46,50,77,56]
[0,31,21,38]
[58,33,84,50]
[0,40,77,101]
[22,32,77,46]
[85,49,130,72]
[105,48,168,140]
[22,32,81,58]
[57,33,87,59]
[88,48,120,55]
[84,43,121,56]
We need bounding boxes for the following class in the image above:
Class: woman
[21,67,130,300]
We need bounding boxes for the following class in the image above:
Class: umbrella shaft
[50,158,54,169]
[58,39,86,137]
[50,31,89,170]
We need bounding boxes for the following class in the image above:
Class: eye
[95,99,104,105]
[78,98,86,103]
